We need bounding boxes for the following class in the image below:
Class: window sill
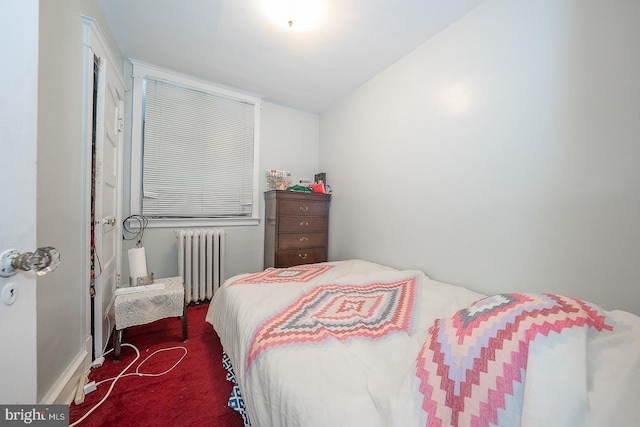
[126,217,261,229]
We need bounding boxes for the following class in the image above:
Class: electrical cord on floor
[96,346,188,385]
[102,318,112,355]
[70,343,140,427]
[70,343,188,426]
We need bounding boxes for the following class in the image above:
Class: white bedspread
[206,259,640,427]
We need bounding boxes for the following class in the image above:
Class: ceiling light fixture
[261,0,326,32]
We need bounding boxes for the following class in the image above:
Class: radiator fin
[176,228,226,304]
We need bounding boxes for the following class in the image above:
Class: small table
[113,276,188,361]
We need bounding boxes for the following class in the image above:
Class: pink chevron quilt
[206,260,640,427]
[247,278,416,371]
[415,293,612,427]
[229,264,334,285]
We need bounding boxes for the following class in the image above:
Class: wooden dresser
[264,190,331,268]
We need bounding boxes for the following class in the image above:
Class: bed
[205,259,640,427]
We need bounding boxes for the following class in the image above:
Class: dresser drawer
[276,248,327,267]
[264,190,331,269]
[278,216,328,233]
[278,232,327,250]
[278,200,328,216]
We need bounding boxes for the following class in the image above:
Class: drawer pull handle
[299,237,308,242]
[299,206,309,212]
[299,253,308,259]
[300,221,309,227]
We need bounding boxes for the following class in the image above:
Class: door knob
[0,247,61,278]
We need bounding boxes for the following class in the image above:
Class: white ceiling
[98,0,485,113]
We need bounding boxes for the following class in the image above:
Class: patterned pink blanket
[207,260,640,427]
[415,293,612,427]
[248,277,416,371]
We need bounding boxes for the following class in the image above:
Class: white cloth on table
[115,276,184,330]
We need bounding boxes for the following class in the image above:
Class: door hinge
[103,217,117,227]
[116,106,124,133]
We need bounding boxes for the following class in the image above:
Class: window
[130,61,261,227]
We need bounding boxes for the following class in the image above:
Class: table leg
[113,329,123,362]
[181,300,188,342]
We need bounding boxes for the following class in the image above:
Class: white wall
[121,101,320,281]
[320,0,640,315]
[36,0,122,402]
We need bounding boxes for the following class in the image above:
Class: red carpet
[69,303,245,427]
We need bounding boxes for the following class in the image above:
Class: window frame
[129,60,262,228]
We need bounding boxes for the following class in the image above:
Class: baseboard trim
[39,349,90,405]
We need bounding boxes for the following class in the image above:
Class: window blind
[142,78,255,218]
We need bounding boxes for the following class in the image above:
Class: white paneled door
[85,18,125,359]
[0,0,39,403]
